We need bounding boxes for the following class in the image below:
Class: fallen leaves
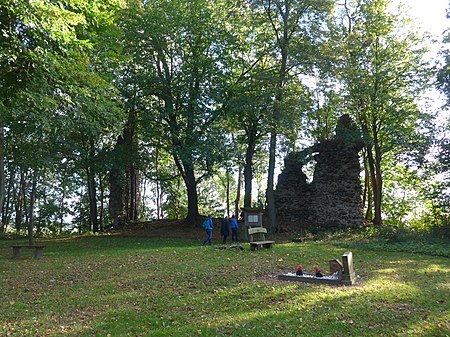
[1,236,448,336]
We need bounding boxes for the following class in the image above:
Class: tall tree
[0,0,85,240]
[1,0,125,235]
[108,14,144,227]
[251,0,333,233]
[432,1,450,235]
[0,126,4,232]
[338,0,432,226]
[122,0,234,225]
[227,76,271,209]
[219,2,271,210]
[437,1,450,103]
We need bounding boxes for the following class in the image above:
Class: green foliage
[418,179,450,237]
[161,177,188,220]
[345,227,450,258]
[298,226,450,258]
[331,0,434,226]
[0,0,446,237]
[0,0,126,234]
[365,224,416,241]
[437,2,450,105]
[382,161,424,226]
[116,0,241,221]
[338,0,433,156]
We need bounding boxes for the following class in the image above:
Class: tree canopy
[0,0,447,237]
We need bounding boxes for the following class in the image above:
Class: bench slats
[248,226,274,250]
[249,240,275,251]
[250,240,274,245]
[248,227,267,235]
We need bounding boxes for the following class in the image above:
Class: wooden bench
[11,245,46,259]
[248,227,275,251]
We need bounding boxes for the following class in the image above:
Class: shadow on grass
[331,239,450,258]
[1,238,448,336]
[0,235,201,260]
[76,268,448,337]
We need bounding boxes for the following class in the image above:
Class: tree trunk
[372,130,383,226]
[366,145,382,226]
[183,162,200,226]
[155,148,162,220]
[365,178,373,222]
[172,151,200,225]
[87,167,99,233]
[175,178,182,220]
[0,126,5,232]
[2,171,13,233]
[109,109,139,226]
[226,170,230,217]
[234,166,242,220]
[266,1,289,234]
[109,165,126,227]
[59,184,66,234]
[27,173,37,246]
[109,123,125,227]
[267,132,279,233]
[244,132,256,208]
[99,174,104,232]
[127,165,140,221]
[14,178,23,233]
[35,183,44,236]
[363,151,373,221]
[156,179,162,220]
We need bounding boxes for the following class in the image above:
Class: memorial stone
[341,251,356,285]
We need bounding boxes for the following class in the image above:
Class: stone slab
[342,251,356,285]
[278,274,343,285]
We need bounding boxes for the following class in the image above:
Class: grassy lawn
[0,235,449,336]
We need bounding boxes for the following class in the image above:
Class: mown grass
[0,235,449,336]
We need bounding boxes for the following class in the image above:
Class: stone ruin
[274,114,364,229]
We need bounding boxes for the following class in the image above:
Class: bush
[364,225,412,242]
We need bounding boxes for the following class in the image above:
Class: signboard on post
[242,207,263,227]
[241,207,264,240]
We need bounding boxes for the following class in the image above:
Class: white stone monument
[341,251,356,285]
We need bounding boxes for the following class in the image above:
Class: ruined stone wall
[274,115,364,229]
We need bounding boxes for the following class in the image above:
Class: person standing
[220,216,230,244]
[230,214,238,243]
[202,215,213,245]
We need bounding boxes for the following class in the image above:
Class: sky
[399,0,449,124]
[404,0,448,36]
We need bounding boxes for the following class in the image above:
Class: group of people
[202,214,239,245]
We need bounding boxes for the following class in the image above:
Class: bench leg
[34,248,44,259]
[12,247,21,259]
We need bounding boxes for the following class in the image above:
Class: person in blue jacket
[202,215,213,245]
[220,216,230,244]
[230,214,238,243]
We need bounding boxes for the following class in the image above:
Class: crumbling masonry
[274,115,364,229]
